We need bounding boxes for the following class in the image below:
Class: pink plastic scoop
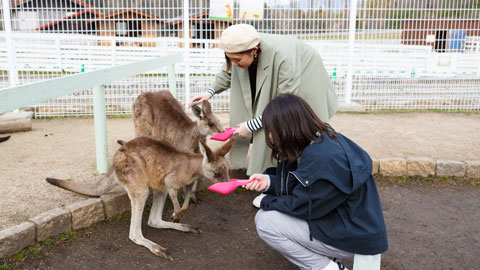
[210,127,237,141]
[208,179,255,195]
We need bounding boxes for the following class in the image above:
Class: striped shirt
[205,89,263,132]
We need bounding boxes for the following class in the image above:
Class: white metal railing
[0,0,479,115]
[0,54,182,172]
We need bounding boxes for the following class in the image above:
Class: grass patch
[143,203,152,217]
[13,251,25,261]
[43,238,53,245]
[3,224,104,268]
[109,114,131,119]
[471,178,480,186]
[115,213,130,222]
[58,230,74,241]
[28,247,42,259]
[337,109,480,115]
[375,174,477,187]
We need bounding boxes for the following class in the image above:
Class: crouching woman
[245,94,388,270]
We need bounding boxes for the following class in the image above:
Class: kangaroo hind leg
[120,175,172,260]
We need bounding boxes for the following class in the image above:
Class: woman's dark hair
[224,44,261,73]
[262,93,337,163]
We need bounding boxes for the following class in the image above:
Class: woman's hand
[188,92,211,107]
[244,174,269,192]
[233,122,250,138]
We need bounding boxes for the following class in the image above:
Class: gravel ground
[0,111,479,232]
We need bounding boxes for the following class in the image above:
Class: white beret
[220,24,260,53]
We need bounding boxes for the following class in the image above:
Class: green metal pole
[168,64,177,98]
[92,84,108,174]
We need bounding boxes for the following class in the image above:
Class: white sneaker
[252,194,266,208]
[322,260,349,270]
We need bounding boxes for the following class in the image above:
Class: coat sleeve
[260,179,348,220]
[275,51,301,95]
[211,63,231,94]
[263,174,277,194]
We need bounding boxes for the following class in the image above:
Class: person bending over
[189,24,338,176]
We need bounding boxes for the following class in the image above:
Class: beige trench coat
[211,34,338,175]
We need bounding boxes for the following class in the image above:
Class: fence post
[2,0,18,87]
[183,0,191,107]
[344,0,358,104]
[168,64,177,98]
[92,84,108,174]
[111,36,117,66]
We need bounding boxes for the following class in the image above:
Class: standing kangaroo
[45,90,225,199]
[133,90,224,152]
[49,136,235,259]
[114,136,234,259]
[132,90,224,202]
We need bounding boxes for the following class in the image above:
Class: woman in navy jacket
[245,94,388,270]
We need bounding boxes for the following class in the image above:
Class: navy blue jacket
[260,132,388,255]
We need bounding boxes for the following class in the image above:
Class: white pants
[255,209,353,270]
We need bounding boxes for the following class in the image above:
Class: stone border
[372,157,480,178]
[0,191,130,259]
[1,157,480,259]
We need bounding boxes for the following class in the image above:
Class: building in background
[11,0,100,34]
[402,19,480,53]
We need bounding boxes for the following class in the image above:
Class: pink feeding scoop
[208,179,255,195]
[210,127,237,141]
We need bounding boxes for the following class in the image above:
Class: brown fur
[133,90,224,202]
[45,90,225,198]
[113,136,234,259]
[133,90,223,152]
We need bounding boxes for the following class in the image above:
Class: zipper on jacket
[280,163,285,195]
[289,171,307,187]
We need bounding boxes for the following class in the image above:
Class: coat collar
[254,39,271,105]
[236,38,272,116]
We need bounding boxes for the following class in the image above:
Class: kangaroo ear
[216,138,235,157]
[192,103,203,119]
[199,139,214,162]
[201,100,212,115]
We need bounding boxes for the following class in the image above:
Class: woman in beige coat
[189,24,338,176]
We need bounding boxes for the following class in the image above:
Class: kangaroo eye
[208,123,214,127]
[214,173,221,178]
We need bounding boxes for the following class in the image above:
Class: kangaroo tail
[0,136,10,143]
[46,167,119,197]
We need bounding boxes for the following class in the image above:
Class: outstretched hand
[188,93,211,107]
[244,174,269,192]
[233,122,250,138]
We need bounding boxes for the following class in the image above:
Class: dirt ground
[0,112,480,269]
[3,177,480,270]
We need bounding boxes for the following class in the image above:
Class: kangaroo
[132,90,224,202]
[116,136,234,259]
[133,90,224,153]
[49,136,234,259]
[46,90,225,199]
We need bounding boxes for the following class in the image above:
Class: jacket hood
[292,133,372,194]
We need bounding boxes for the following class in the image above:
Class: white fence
[0,0,479,116]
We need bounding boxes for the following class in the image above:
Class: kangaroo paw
[190,195,200,204]
[172,210,185,223]
[191,227,203,234]
[152,246,173,261]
